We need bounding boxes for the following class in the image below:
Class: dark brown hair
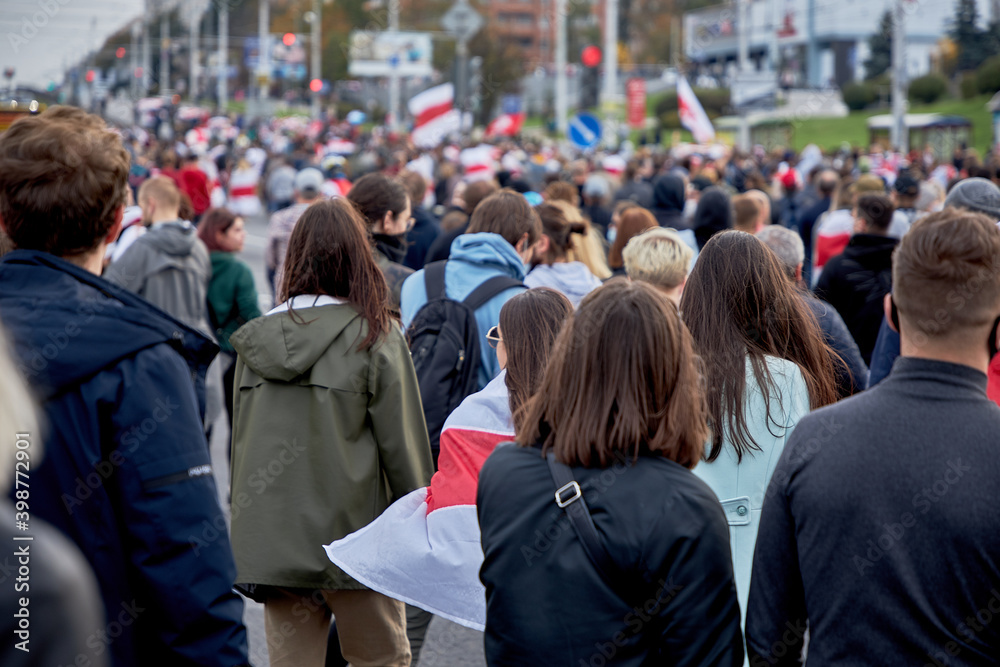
[466,189,542,249]
[398,170,426,205]
[893,207,1000,342]
[500,288,574,431]
[462,180,498,214]
[516,280,709,469]
[680,231,838,462]
[534,202,587,262]
[197,208,238,252]
[0,106,129,256]
[608,206,657,269]
[280,198,391,350]
[347,172,409,229]
[855,193,894,232]
[543,181,580,208]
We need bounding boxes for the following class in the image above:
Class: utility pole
[160,13,171,95]
[142,0,151,95]
[258,0,270,103]
[890,0,907,153]
[310,0,321,119]
[737,0,750,150]
[601,0,618,122]
[555,0,567,136]
[388,0,401,131]
[217,2,228,110]
[188,4,200,102]
[131,20,141,99]
[806,0,818,87]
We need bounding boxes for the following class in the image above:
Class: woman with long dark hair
[680,230,838,633]
[197,207,261,429]
[478,280,744,666]
[347,172,414,312]
[325,288,574,653]
[229,198,433,667]
[692,186,733,249]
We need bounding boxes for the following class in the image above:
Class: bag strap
[463,275,524,311]
[545,451,625,585]
[424,260,448,302]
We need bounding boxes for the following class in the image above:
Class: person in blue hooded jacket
[401,189,541,390]
[0,106,248,667]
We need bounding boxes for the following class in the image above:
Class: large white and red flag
[409,83,462,148]
[324,372,514,630]
[677,75,715,144]
[485,112,525,138]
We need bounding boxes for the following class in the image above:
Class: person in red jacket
[177,153,211,222]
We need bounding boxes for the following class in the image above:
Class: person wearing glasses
[325,288,574,661]
[347,172,415,314]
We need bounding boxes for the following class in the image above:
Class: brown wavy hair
[197,208,239,252]
[534,202,588,262]
[608,206,657,269]
[280,198,390,350]
[680,231,838,462]
[516,280,709,469]
[499,288,574,432]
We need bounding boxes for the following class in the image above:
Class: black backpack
[407,261,524,460]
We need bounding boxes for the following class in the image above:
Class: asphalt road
[210,211,485,666]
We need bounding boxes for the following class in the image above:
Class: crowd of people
[2,102,1000,667]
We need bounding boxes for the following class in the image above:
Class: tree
[864,11,892,80]
[950,0,989,71]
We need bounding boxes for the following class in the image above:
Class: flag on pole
[485,112,525,138]
[324,372,515,631]
[409,83,462,148]
[677,75,715,144]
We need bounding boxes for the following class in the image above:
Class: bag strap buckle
[555,481,582,508]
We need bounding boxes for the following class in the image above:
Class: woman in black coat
[477,280,744,667]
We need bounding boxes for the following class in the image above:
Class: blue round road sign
[568,112,602,150]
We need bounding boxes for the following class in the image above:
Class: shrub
[960,72,979,99]
[907,73,948,104]
[841,82,876,111]
[976,55,1000,94]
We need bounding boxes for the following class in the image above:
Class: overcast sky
[2,0,144,88]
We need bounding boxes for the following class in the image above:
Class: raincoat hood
[524,262,602,308]
[449,232,527,280]
[144,220,200,256]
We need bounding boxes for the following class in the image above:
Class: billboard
[348,31,433,77]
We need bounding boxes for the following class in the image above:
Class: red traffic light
[581,45,602,68]
[116,47,126,58]
[283,32,296,46]
[309,78,323,93]
[85,69,96,83]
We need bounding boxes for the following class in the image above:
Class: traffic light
[116,47,126,59]
[283,33,296,46]
[309,78,323,93]
[85,69,96,83]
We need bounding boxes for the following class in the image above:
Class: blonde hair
[138,175,182,211]
[0,329,39,491]
[547,200,612,279]
[623,227,693,290]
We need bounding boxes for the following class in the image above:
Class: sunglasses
[486,325,502,349]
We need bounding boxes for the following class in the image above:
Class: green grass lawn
[791,95,994,152]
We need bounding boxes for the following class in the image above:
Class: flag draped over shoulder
[324,372,514,631]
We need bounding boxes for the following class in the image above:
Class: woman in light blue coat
[680,231,840,633]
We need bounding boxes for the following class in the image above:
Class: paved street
[210,208,484,666]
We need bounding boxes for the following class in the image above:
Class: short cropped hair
[893,207,1000,343]
[623,227,694,290]
[732,194,761,233]
[467,189,541,249]
[756,225,805,281]
[138,176,182,212]
[856,193,894,232]
[0,106,129,256]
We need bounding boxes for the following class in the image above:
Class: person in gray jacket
[104,176,213,338]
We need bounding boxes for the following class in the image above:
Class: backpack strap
[462,275,524,311]
[424,261,449,302]
[546,451,627,586]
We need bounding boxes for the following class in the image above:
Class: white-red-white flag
[677,75,715,144]
[409,83,461,148]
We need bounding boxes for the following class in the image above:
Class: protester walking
[680,230,838,632]
[478,280,744,666]
[229,198,433,667]
[265,167,324,300]
[523,202,602,307]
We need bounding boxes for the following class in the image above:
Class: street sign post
[568,112,602,150]
[442,0,483,134]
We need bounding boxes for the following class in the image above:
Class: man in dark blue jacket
[747,208,1000,665]
[0,106,248,666]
